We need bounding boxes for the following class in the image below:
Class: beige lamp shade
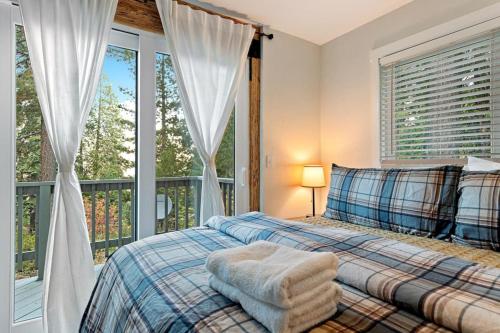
[302,165,326,188]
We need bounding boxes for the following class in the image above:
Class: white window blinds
[380,30,500,163]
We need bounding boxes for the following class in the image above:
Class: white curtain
[18,0,118,332]
[156,0,254,223]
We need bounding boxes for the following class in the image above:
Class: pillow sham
[463,156,500,172]
[323,164,462,238]
[452,171,500,251]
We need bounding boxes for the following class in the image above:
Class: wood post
[249,55,261,211]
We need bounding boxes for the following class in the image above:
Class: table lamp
[302,165,326,217]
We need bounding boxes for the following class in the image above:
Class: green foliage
[15,26,43,182]
[216,112,235,178]
[155,53,195,177]
[390,51,492,160]
[154,53,235,179]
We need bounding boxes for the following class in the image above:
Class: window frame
[370,2,500,167]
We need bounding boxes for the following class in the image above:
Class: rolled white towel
[209,275,342,333]
[206,240,339,309]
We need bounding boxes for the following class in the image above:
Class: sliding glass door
[13,25,138,324]
[0,4,250,331]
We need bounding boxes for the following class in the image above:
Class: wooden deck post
[195,179,202,226]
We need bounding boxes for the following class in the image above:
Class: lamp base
[310,188,316,217]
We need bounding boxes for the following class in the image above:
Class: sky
[101,47,137,103]
[100,47,138,176]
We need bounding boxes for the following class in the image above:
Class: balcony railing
[15,176,234,280]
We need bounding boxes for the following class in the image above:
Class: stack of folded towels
[205,240,343,333]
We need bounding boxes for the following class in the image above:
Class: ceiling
[197,0,414,45]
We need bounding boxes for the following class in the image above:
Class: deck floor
[15,265,103,322]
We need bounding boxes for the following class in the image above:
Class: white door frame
[235,61,250,214]
[0,4,43,333]
[0,2,16,333]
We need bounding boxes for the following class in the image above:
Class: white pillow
[463,156,500,171]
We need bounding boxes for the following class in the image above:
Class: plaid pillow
[324,164,462,238]
[452,171,500,251]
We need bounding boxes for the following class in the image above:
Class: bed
[80,212,500,333]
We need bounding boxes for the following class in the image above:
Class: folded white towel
[206,240,339,309]
[209,275,342,333]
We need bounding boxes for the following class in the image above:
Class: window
[154,53,235,233]
[380,30,500,163]
[14,26,137,322]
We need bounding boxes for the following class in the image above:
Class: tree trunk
[161,59,167,150]
[93,84,103,179]
[35,119,56,232]
[40,119,56,181]
[78,144,84,177]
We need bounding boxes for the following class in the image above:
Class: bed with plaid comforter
[80,212,500,333]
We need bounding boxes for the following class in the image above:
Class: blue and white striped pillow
[323,164,462,238]
[452,171,500,251]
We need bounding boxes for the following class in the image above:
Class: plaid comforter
[80,213,500,333]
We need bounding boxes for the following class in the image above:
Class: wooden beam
[115,0,163,34]
[249,54,261,211]
[114,0,259,34]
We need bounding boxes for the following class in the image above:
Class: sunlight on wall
[261,30,321,218]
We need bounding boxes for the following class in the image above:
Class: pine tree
[155,53,197,177]
[15,26,57,183]
[154,53,235,179]
[77,75,134,180]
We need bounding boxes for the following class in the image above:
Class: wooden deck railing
[15,177,234,280]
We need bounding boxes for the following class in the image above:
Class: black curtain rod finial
[259,32,274,40]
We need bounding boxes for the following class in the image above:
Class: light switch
[265,154,272,168]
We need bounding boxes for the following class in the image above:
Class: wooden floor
[15,265,103,322]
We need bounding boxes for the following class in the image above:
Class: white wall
[318,0,500,207]
[261,29,321,218]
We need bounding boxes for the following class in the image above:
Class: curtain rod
[156,0,270,39]
[172,0,274,39]
[174,0,259,29]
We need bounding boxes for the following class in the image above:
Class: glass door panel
[14,26,137,323]
[77,45,137,265]
[154,53,235,234]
